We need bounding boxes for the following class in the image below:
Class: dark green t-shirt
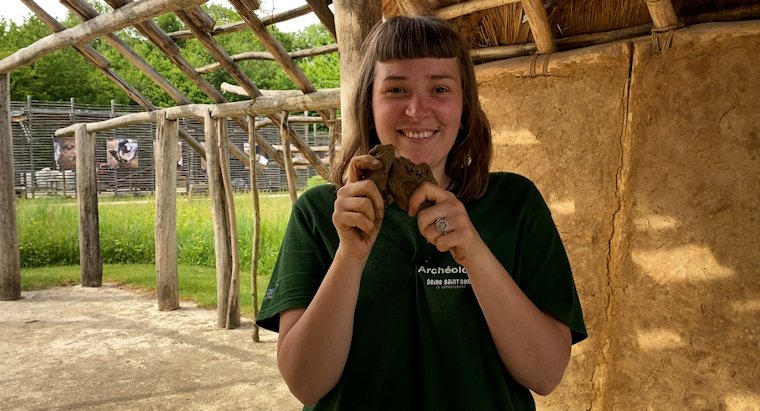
[257,172,587,410]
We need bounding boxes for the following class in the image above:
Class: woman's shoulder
[487,172,538,193]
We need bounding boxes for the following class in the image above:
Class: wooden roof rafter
[305,0,338,40]
[195,43,339,74]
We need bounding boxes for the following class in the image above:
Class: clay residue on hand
[359,144,437,212]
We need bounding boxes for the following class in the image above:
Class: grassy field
[17,192,297,317]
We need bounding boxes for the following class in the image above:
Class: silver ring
[435,217,449,235]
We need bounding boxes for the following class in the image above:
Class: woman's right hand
[332,154,386,259]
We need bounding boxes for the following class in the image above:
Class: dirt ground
[0,284,302,410]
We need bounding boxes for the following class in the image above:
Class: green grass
[16,192,296,317]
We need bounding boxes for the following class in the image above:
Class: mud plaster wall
[475,20,760,410]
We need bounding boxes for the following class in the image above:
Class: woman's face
[371,58,463,187]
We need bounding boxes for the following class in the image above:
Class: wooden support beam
[56,89,342,136]
[154,112,180,311]
[436,0,520,20]
[0,0,208,73]
[203,112,234,329]
[520,0,556,53]
[196,43,338,74]
[0,73,21,301]
[280,111,298,204]
[645,0,680,29]
[247,115,262,343]
[167,2,327,41]
[334,0,382,152]
[74,124,102,287]
[217,117,241,330]
[103,0,284,168]
[395,0,428,16]
[305,0,338,40]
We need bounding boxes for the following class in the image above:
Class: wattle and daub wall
[476,20,760,410]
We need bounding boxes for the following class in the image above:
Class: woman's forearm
[464,244,572,395]
[277,248,367,405]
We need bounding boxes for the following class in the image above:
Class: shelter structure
[1,0,758,408]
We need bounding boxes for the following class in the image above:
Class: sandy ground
[0,285,302,410]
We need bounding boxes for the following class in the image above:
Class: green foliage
[0,3,339,105]
[306,175,328,189]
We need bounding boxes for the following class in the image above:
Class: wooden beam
[247,115,262,342]
[521,0,556,53]
[196,43,338,74]
[103,0,283,168]
[167,2,327,41]
[0,0,208,73]
[436,0,520,20]
[0,73,21,301]
[55,89,341,136]
[154,112,180,311]
[74,124,102,287]
[395,0,428,16]
[217,117,241,330]
[334,0,382,152]
[280,111,298,204]
[645,0,680,29]
[305,0,337,40]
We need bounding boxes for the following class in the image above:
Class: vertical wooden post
[334,0,382,150]
[327,108,339,167]
[0,73,21,301]
[280,111,298,203]
[74,124,102,287]
[154,111,179,311]
[217,118,240,329]
[204,112,232,328]
[248,115,261,342]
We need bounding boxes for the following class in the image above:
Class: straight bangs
[371,17,460,62]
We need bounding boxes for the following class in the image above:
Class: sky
[0,0,322,32]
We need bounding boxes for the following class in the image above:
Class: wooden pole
[74,124,102,287]
[328,108,339,166]
[218,118,241,329]
[248,116,261,343]
[521,0,556,53]
[645,0,680,29]
[334,0,382,152]
[0,0,208,73]
[154,111,179,311]
[280,111,298,204]
[436,0,520,19]
[0,73,21,301]
[204,112,232,328]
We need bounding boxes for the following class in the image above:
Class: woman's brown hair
[328,14,492,202]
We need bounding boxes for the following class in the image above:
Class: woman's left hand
[407,182,486,266]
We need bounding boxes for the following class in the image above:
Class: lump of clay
[360,144,437,212]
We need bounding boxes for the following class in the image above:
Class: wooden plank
[437,0,520,19]
[74,124,102,287]
[154,112,180,311]
[0,0,207,73]
[0,73,21,301]
[645,0,680,29]
[334,0,382,151]
[521,0,556,53]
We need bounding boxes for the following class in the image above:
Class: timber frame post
[334,0,382,151]
[0,73,21,301]
[154,111,180,311]
[74,124,102,287]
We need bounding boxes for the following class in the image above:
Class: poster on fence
[243,142,269,170]
[107,138,138,169]
[53,136,76,170]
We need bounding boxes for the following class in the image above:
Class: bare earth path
[0,285,302,410]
